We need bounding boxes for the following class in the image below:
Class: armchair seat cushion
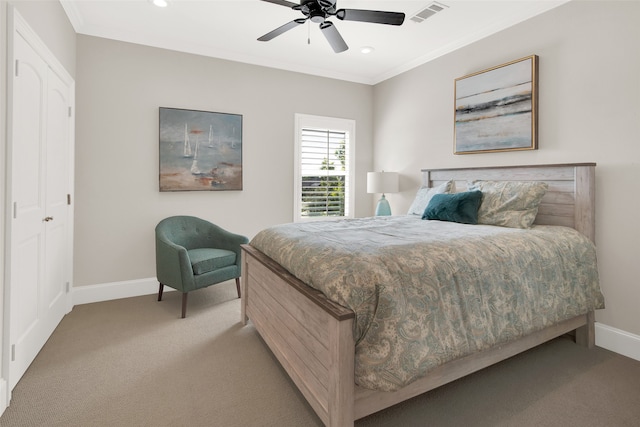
[188,248,237,275]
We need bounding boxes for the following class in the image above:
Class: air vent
[410,2,448,23]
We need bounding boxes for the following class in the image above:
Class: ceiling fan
[258,0,405,53]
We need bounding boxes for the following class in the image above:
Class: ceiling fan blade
[260,0,300,8]
[336,9,405,26]
[258,18,307,41]
[319,21,348,53]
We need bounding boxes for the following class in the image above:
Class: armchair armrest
[155,235,196,292]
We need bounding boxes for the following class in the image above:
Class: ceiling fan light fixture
[360,46,375,54]
[151,0,168,8]
[310,10,325,23]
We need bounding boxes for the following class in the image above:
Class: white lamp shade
[367,171,399,194]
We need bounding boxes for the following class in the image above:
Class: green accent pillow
[422,190,483,224]
[467,180,548,229]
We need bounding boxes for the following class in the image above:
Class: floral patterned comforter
[249,216,605,391]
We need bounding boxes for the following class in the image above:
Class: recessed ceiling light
[151,0,168,7]
[360,46,375,54]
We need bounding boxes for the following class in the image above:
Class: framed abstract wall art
[454,55,538,154]
[159,107,243,191]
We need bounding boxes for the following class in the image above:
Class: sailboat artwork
[159,107,243,192]
[231,126,236,148]
[190,138,202,175]
[208,125,215,148]
[183,123,193,158]
[188,127,204,175]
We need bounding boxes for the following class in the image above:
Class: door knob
[43,216,54,222]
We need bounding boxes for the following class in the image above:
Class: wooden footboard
[241,244,356,426]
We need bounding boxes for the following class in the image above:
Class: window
[294,114,355,222]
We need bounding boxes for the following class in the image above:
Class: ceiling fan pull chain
[307,20,311,45]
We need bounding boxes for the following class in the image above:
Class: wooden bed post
[575,311,596,348]
[574,164,596,244]
[241,249,249,325]
[327,315,355,427]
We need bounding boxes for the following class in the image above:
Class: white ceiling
[60,0,568,85]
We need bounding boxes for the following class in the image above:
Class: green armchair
[155,216,249,318]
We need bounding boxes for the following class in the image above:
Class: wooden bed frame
[241,163,597,426]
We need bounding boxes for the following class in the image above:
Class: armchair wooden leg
[181,292,188,319]
[235,277,241,298]
[158,283,164,301]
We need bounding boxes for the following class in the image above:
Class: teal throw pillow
[422,190,483,224]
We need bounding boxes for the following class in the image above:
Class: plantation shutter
[299,127,349,218]
[294,114,355,222]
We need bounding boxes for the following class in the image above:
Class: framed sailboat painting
[159,107,243,191]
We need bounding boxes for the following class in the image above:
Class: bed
[240,163,603,426]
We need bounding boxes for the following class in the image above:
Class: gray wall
[372,1,640,336]
[74,35,374,286]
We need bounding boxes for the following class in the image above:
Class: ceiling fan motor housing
[299,0,336,22]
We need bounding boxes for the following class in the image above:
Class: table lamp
[367,171,399,216]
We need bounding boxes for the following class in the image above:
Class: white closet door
[43,68,72,326]
[9,23,73,391]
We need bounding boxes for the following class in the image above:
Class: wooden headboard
[422,163,596,243]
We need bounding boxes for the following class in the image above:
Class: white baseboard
[72,277,174,306]
[596,322,640,362]
[0,378,8,418]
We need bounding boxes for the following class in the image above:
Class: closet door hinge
[13,202,18,219]
[11,344,16,362]
[66,282,70,293]
[15,59,19,77]
[67,194,71,205]
[68,106,72,117]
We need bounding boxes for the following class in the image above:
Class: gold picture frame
[454,55,538,154]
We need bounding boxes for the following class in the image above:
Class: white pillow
[407,180,455,215]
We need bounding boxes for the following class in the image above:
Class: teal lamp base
[375,194,392,216]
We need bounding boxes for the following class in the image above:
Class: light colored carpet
[1,283,639,427]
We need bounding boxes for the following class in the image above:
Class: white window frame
[294,114,355,222]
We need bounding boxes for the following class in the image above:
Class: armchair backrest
[156,216,224,250]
